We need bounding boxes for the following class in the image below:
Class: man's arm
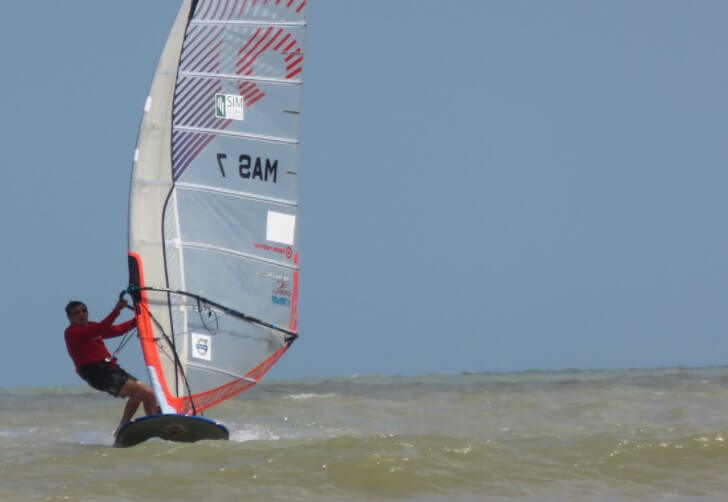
[65,307,122,342]
[65,301,126,342]
[96,307,122,329]
[102,317,137,339]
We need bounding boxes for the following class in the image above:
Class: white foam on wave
[229,424,281,443]
[0,426,40,439]
[284,393,336,400]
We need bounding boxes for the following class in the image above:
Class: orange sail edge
[177,344,291,414]
[128,252,183,411]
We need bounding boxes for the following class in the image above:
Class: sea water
[2,367,728,501]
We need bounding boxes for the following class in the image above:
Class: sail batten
[190,20,306,27]
[172,125,299,144]
[176,182,298,207]
[186,362,259,384]
[179,70,303,85]
[128,0,305,415]
[179,241,300,269]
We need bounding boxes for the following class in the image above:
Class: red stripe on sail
[237,27,261,57]
[286,55,302,69]
[273,33,291,52]
[246,90,265,106]
[286,66,302,80]
[238,81,256,94]
[283,40,296,53]
[289,252,299,331]
[236,27,272,70]
[237,28,283,75]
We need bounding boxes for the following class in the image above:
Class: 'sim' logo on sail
[214,94,245,121]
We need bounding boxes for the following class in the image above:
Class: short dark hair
[65,301,86,317]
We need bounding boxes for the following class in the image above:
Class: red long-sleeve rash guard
[64,308,136,372]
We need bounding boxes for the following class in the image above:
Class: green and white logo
[214,93,244,120]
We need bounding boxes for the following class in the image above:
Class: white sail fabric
[128,0,304,414]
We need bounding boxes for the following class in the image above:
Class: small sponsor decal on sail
[215,93,244,121]
[191,333,212,361]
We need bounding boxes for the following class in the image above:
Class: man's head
[66,301,88,326]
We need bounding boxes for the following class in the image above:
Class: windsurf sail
[127,0,305,415]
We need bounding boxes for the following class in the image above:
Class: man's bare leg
[142,393,159,415]
[115,379,159,435]
[120,380,159,412]
[115,396,142,436]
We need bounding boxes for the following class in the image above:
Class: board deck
[113,414,229,448]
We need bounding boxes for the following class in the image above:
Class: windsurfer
[64,298,159,435]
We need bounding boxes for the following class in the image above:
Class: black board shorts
[79,362,137,398]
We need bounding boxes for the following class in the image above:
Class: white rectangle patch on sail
[191,333,212,361]
[266,211,296,245]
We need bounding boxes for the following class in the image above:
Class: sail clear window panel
[170,187,298,260]
[170,247,295,329]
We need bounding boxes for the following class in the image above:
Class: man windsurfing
[64,297,158,436]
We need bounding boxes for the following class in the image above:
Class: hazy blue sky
[1,1,726,387]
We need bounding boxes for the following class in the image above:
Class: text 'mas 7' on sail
[127,0,305,415]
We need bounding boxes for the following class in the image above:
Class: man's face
[68,304,89,326]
